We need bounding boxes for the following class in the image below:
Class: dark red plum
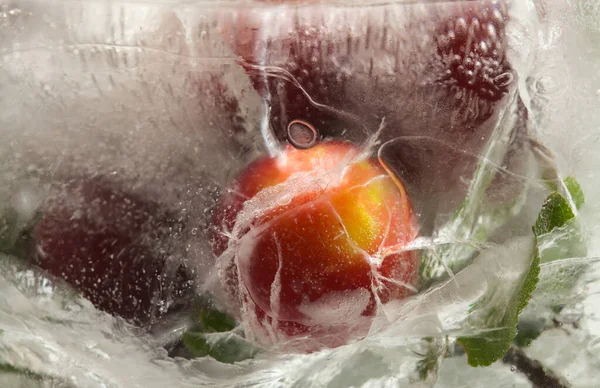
[32,177,193,327]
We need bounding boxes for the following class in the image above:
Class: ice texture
[0,0,599,387]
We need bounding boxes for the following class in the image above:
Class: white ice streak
[373,236,535,340]
[269,233,283,323]
[297,289,371,325]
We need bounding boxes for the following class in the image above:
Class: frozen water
[0,0,599,387]
[436,355,531,388]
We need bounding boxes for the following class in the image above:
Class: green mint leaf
[458,327,514,367]
[459,185,584,365]
[514,178,587,347]
[0,363,45,381]
[182,331,211,358]
[457,243,539,367]
[546,176,584,210]
[0,356,59,385]
[533,192,575,236]
[182,331,259,364]
[0,208,20,254]
[0,207,39,259]
[564,176,584,210]
[535,182,586,264]
[181,307,259,363]
[199,309,237,333]
[513,319,543,348]
[415,337,448,381]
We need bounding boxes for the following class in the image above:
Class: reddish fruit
[211,142,418,348]
[32,177,192,327]
[432,1,511,107]
[221,1,511,138]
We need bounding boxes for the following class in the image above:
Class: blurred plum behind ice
[0,1,267,286]
[223,1,514,160]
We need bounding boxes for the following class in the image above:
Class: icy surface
[0,0,599,387]
[436,356,531,388]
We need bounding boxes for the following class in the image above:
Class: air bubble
[438,35,450,49]
[455,18,468,37]
[493,72,513,87]
[479,41,488,54]
[471,18,481,33]
[487,24,497,39]
[492,9,504,25]
[535,74,561,96]
[287,120,319,149]
[277,193,293,206]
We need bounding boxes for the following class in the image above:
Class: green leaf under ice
[181,306,259,364]
[564,176,585,210]
[545,175,585,211]
[457,241,539,367]
[198,309,237,333]
[458,179,584,367]
[0,363,45,381]
[182,331,259,364]
[536,176,586,266]
[534,186,586,265]
[533,192,575,237]
[415,336,449,382]
[0,206,39,259]
[513,319,543,348]
[513,177,587,348]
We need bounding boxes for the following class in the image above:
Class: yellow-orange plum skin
[211,141,419,347]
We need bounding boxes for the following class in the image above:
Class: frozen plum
[32,177,193,327]
[211,141,418,348]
